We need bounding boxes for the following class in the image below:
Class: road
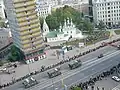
[2,45,120,90]
[35,50,120,90]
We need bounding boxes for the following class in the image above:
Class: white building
[36,0,58,18]
[93,0,120,27]
[53,0,89,15]
[42,18,84,42]
[0,0,5,19]
[36,0,52,18]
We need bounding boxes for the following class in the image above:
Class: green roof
[46,31,64,38]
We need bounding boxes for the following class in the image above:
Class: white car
[112,76,120,82]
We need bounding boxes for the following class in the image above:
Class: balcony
[14,0,26,3]
[19,19,39,27]
[20,30,30,36]
[20,23,40,31]
[14,1,35,8]
[18,15,38,23]
[15,5,35,13]
[16,12,36,18]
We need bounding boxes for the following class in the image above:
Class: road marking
[30,50,120,90]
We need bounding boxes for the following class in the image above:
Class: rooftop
[46,30,64,38]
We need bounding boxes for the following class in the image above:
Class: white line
[33,50,120,90]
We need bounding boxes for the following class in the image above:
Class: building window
[108,3,110,5]
[108,15,110,17]
[108,11,110,13]
[108,7,110,9]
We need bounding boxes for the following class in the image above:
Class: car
[98,54,104,58]
[112,76,120,82]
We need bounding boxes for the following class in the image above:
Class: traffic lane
[42,52,120,90]
[26,50,120,90]
[2,46,118,90]
[79,46,117,62]
[34,46,117,82]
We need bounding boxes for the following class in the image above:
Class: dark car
[68,60,82,70]
[98,54,104,58]
[47,68,61,78]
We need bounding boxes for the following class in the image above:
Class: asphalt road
[2,45,120,90]
[36,50,120,90]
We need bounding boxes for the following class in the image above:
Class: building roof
[46,30,64,38]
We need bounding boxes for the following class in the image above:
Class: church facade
[42,18,84,42]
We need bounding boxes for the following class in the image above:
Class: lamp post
[51,78,55,90]
[28,64,31,74]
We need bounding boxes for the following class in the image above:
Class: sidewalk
[0,35,120,85]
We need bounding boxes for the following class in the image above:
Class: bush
[0,61,3,66]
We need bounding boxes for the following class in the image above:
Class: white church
[42,18,84,42]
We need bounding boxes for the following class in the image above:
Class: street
[1,35,120,90]
[2,47,120,90]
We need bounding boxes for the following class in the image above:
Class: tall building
[0,0,5,18]
[4,0,46,64]
[93,0,120,27]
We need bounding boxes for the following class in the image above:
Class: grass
[114,30,120,35]
[70,86,82,90]
[62,31,110,46]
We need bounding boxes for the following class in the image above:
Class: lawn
[62,31,110,46]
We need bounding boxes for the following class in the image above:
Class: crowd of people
[70,64,120,90]
[0,38,120,89]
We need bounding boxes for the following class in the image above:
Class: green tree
[8,45,25,62]
[0,17,6,28]
[98,20,106,31]
[71,86,82,90]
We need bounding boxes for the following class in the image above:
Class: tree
[0,17,6,28]
[98,20,106,31]
[71,86,82,90]
[46,5,82,31]
[8,45,25,62]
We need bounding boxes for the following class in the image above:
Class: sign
[79,42,84,47]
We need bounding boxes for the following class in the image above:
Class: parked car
[98,54,104,58]
[112,76,120,82]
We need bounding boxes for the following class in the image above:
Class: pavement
[30,50,120,90]
[0,35,120,88]
[1,42,120,90]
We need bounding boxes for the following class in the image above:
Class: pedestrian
[97,87,99,90]
[102,87,104,90]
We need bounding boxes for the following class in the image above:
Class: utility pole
[28,64,31,74]
[52,78,55,90]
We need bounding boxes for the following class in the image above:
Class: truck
[47,68,61,78]
[22,77,38,88]
[68,60,82,70]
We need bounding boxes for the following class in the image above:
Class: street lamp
[27,64,31,74]
[51,78,55,90]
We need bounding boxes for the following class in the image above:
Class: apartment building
[93,0,120,27]
[4,0,46,64]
